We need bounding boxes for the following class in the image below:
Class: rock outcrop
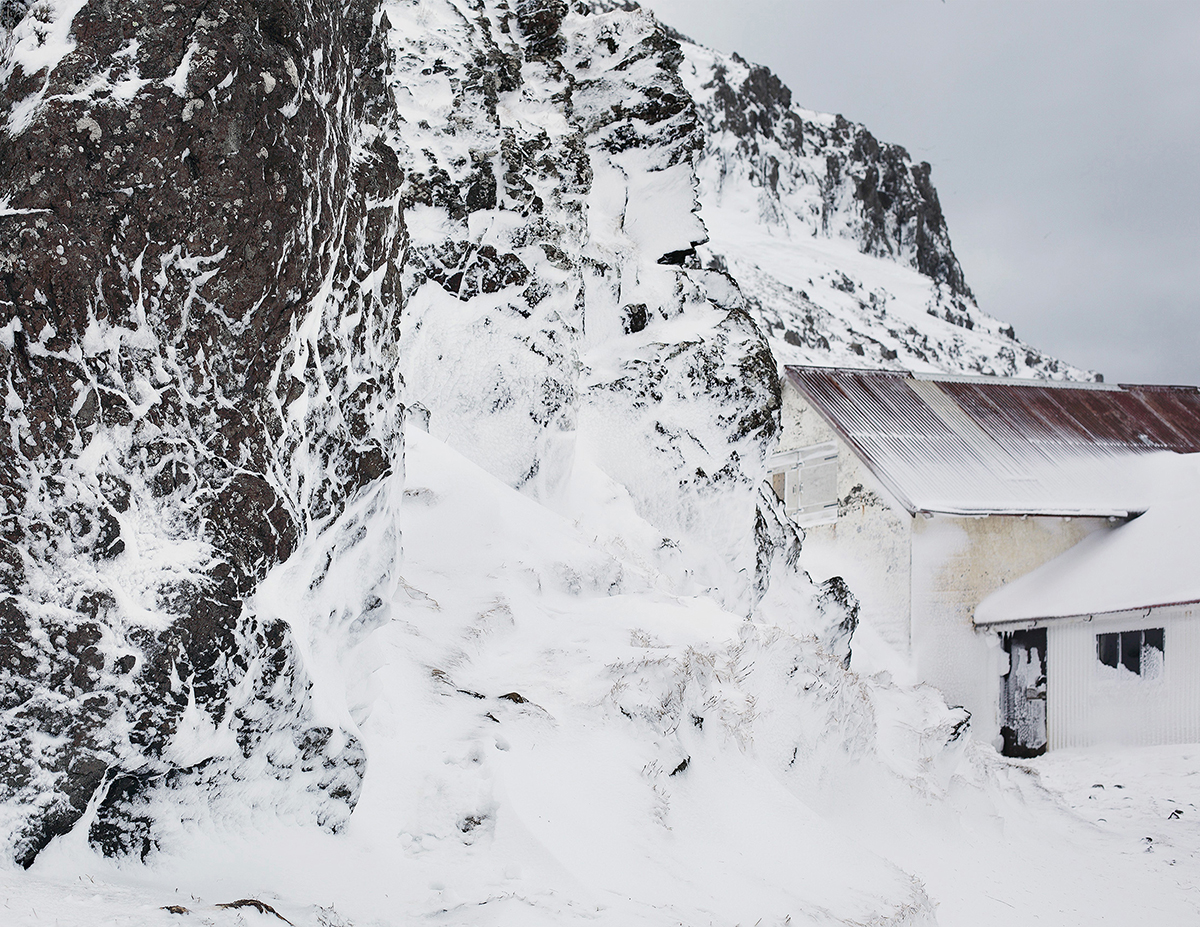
[0,0,403,865]
[677,37,1089,379]
[0,0,1072,867]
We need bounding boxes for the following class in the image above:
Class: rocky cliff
[0,0,1047,882]
[677,39,1086,379]
[0,0,404,865]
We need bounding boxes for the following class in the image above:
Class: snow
[163,42,199,98]
[976,453,1200,623]
[1,0,89,133]
[3,431,1200,925]
[2,1,1198,923]
[678,39,1091,382]
[785,366,1189,518]
[1030,744,1200,870]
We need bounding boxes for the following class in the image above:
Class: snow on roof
[974,453,1200,625]
[785,366,1200,517]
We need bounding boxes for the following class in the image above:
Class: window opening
[1096,628,1163,678]
[767,443,838,527]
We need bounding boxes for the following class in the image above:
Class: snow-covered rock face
[389,0,783,606]
[677,40,1093,379]
[0,0,791,871]
[0,0,405,864]
[0,0,1072,880]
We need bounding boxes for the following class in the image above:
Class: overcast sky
[645,0,1200,386]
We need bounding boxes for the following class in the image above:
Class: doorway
[1000,628,1047,757]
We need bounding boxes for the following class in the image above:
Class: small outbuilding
[976,465,1200,754]
[770,365,1200,754]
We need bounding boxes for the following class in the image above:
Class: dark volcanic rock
[698,52,974,301]
[518,0,569,60]
[0,0,404,864]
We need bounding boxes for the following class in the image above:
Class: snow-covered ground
[5,746,1198,925]
[1,3,1193,923]
[1031,744,1200,878]
[2,432,1197,926]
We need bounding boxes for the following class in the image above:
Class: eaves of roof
[783,365,1200,518]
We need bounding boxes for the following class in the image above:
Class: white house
[770,365,1200,755]
[975,459,1200,753]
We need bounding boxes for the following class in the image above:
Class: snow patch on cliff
[1,0,89,133]
[678,39,1092,380]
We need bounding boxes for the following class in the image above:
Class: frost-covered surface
[783,367,1199,517]
[2,431,1199,925]
[0,0,404,866]
[977,453,1200,623]
[389,0,781,613]
[0,0,1196,923]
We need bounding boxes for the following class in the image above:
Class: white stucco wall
[1047,606,1200,748]
[911,514,1113,745]
[779,382,838,449]
[779,382,913,657]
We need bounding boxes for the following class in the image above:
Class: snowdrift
[0,0,1193,924]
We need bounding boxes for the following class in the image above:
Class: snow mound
[11,430,1200,925]
[17,429,960,925]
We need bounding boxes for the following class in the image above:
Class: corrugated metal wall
[1047,606,1200,749]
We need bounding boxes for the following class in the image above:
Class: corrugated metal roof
[785,366,1200,516]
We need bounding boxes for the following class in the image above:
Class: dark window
[1097,632,1119,668]
[1096,628,1164,677]
[1120,631,1141,674]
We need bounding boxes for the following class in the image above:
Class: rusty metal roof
[785,366,1200,517]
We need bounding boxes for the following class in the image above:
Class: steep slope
[675,40,1092,380]
[3,2,1188,926]
[0,0,816,873]
[389,0,783,610]
[0,0,406,864]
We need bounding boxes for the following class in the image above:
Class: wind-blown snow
[1,0,1197,923]
[4,429,1199,925]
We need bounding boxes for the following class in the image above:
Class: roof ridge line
[782,363,1200,393]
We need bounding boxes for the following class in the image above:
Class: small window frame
[767,442,838,527]
[1096,628,1164,679]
